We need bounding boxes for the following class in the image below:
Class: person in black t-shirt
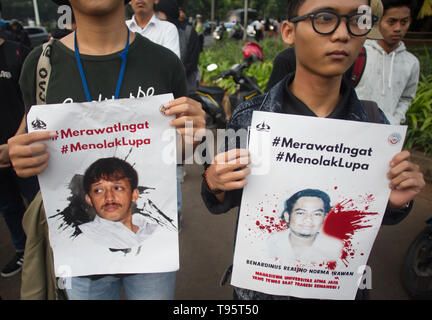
[0,38,39,278]
[9,20,31,49]
[8,0,205,300]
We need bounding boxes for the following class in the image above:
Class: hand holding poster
[231,111,407,300]
[27,94,179,277]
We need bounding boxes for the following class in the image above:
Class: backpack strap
[25,39,67,300]
[351,46,367,88]
[36,39,56,105]
[361,100,381,123]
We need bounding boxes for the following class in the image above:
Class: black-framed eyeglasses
[290,10,379,37]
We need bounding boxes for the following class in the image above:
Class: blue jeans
[0,168,39,252]
[65,272,176,300]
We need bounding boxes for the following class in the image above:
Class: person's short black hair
[282,189,332,219]
[83,157,138,194]
[381,0,416,15]
[287,0,372,19]
[287,0,306,20]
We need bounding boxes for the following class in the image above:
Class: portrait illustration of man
[77,157,158,249]
[267,189,343,264]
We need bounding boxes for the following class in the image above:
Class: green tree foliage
[404,74,432,155]
[199,37,285,94]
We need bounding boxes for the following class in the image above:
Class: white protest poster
[27,94,179,277]
[231,111,407,300]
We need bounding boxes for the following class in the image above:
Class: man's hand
[8,131,57,178]
[387,150,425,208]
[163,97,206,149]
[206,149,251,192]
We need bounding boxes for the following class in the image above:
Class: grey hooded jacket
[355,40,420,125]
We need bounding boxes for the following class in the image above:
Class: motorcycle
[193,42,263,129]
[212,22,244,41]
[401,216,432,299]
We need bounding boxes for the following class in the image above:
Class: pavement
[1,163,431,300]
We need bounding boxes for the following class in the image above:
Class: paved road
[1,163,431,300]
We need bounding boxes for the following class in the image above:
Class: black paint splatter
[50,174,176,238]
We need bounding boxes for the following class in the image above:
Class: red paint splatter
[323,198,378,266]
[252,193,379,270]
[252,194,288,234]
[255,216,288,234]
[326,261,337,270]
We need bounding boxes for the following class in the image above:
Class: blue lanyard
[74,28,130,102]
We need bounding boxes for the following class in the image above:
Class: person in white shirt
[79,212,157,249]
[267,189,343,265]
[126,0,184,231]
[126,0,180,58]
[79,157,157,249]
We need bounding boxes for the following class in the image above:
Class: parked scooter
[193,42,263,129]
[190,85,227,129]
[401,216,432,299]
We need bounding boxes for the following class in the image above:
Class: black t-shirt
[0,40,30,144]
[19,33,187,114]
[283,72,350,120]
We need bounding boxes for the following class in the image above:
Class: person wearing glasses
[354,0,419,125]
[201,0,425,300]
[265,0,384,92]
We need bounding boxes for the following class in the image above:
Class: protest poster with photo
[27,94,179,277]
[231,111,407,300]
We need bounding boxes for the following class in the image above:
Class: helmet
[51,0,129,5]
[242,42,263,61]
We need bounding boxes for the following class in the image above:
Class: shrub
[404,74,432,155]
[199,37,286,93]
[411,46,432,78]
